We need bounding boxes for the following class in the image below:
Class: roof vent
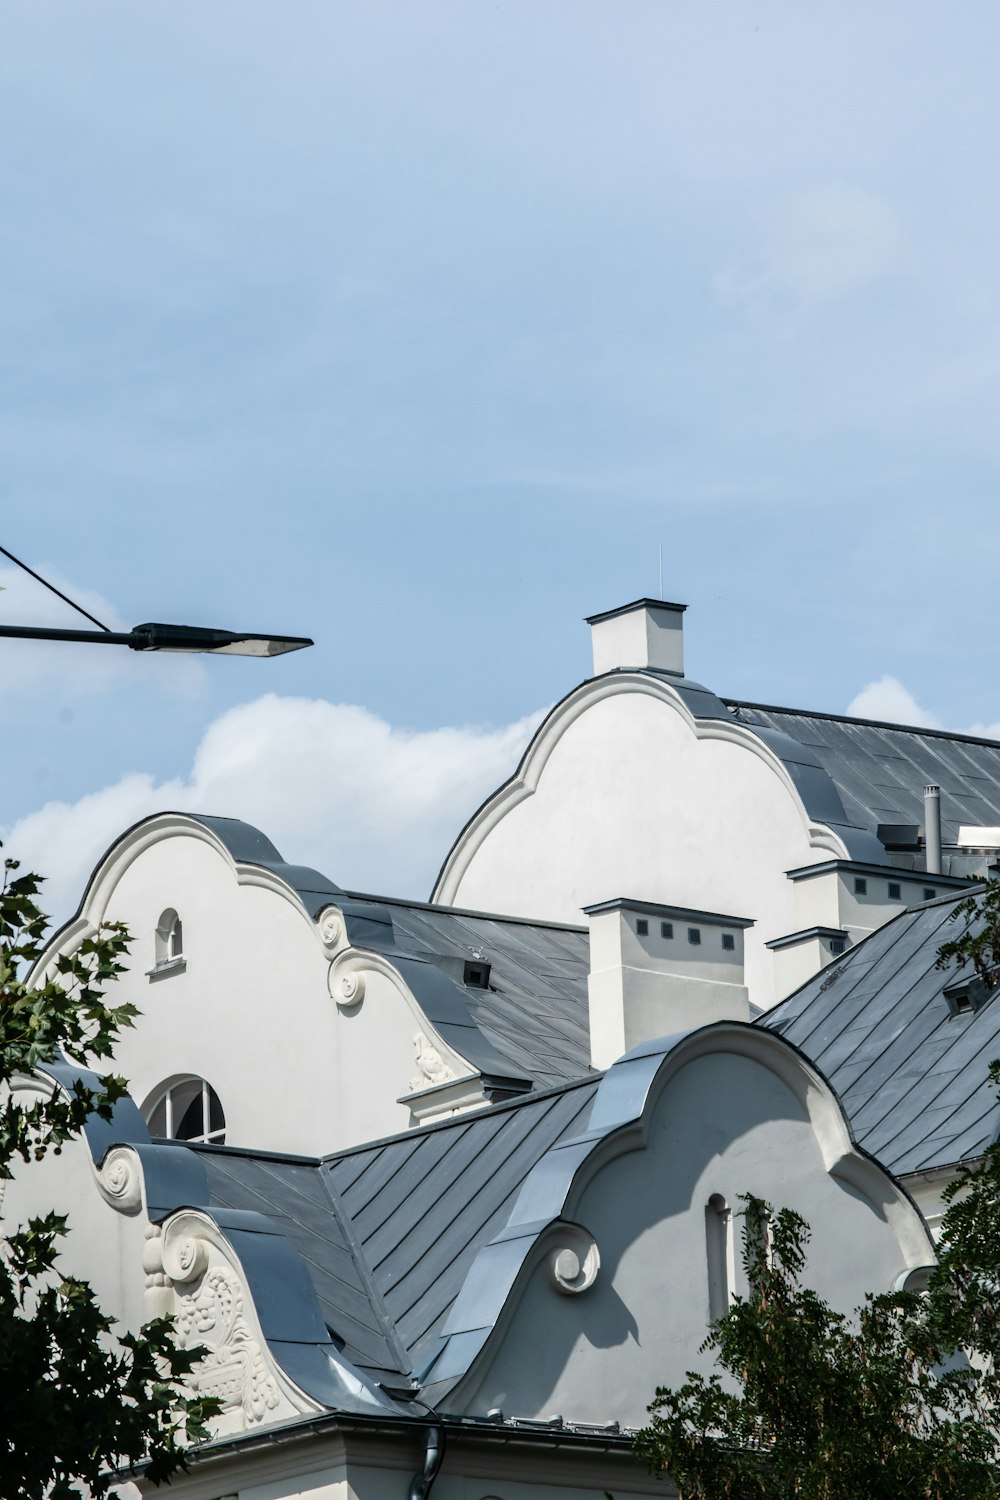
[463,959,492,989]
[943,975,994,1017]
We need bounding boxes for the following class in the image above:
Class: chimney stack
[584,899,753,1069]
[924,785,942,876]
[585,599,686,678]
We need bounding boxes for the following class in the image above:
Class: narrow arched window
[153,908,184,970]
[706,1193,734,1321]
[143,1077,225,1144]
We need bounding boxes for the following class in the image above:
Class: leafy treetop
[0,854,219,1499]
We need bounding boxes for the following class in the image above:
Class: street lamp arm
[0,623,313,656]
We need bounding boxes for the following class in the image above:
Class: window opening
[154,908,184,969]
[923,888,936,901]
[705,1194,734,1321]
[854,877,867,895]
[636,918,649,937]
[721,933,735,952]
[888,882,902,901]
[829,937,846,956]
[688,927,701,945]
[661,921,673,939]
[144,1078,225,1144]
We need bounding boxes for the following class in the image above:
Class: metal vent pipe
[924,784,942,875]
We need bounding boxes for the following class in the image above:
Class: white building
[11,593,1000,1500]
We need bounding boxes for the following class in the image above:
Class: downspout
[409,1423,445,1500]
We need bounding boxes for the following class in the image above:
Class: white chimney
[584,899,753,1069]
[586,599,686,677]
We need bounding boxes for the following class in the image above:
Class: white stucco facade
[435,674,847,1011]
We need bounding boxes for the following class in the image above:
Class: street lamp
[0,622,312,656]
[0,544,313,657]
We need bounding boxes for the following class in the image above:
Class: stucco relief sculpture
[409,1031,454,1092]
[175,1264,280,1426]
[547,1224,600,1295]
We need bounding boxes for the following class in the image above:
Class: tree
[635,1186,1000,1498]
[0,854,219,1499]
[636,884,1000,1497]
[936,878,1000,992]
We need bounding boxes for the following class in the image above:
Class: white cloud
[845,675,941,729]
[721,184,904,307]
[846,675,1000,742]
[1,694,544,927]
[768,185,903,301]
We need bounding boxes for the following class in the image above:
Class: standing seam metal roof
[757,890,1000,1176]
[728,703,1000,850]
[186,1077,600,1389]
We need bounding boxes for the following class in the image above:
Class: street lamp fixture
[0,544,313,657]
[0,622,312,656]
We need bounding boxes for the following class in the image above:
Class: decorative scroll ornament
[328,954,366,1010]
[95,1146,143,1214]
[175,1265,280,1426]
[547,1224,600,1295]
[318,909,344,951]
[409,1032,455,1092]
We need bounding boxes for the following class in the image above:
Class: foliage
[0,855,219,1499]
[935,879,1000,992]
[635,1179,1000,1499]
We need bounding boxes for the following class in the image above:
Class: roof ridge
[317,1163,416,1384]
[725,699,1000,751]
[321,1073,601,1164]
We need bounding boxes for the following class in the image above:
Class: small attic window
[854,877,868,896]
[888,881,902,901]
[636,918,649,936]
[924,887,937,901]
[829,937,846,956]
[463,959,492,989]
[688,927,701,946]
[149,909,185,979]
[661,921,673,939]
[721,933,735,952]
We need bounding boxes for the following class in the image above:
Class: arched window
[153,909,184,971]
[143,1078,225,1144]
[705,1193,734,1321]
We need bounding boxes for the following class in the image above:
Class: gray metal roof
[757,891,1000,1177]
[186,1077,600,1393]
[729,702,1000,852]
[336,895,593,1091]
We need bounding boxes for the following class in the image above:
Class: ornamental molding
[545,1223,601,1296]
[94,1144,144,1215]
[326,947,476,1084]
[432,672,850,904]
[153,1209,322,1437]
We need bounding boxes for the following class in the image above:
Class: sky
[3,1,1000,922]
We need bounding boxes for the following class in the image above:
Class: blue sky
[4,1,1000,917]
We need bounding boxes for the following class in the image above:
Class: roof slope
[189,1076,599,1390]
[324,1076,599,1376]
[730,703,1000,850]
[338,895,593,1090]
[758,892,1000,1176]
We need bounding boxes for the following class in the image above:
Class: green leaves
[935,881,1000,992]
[636,1178,1000,1499]
[0,848,221,1496]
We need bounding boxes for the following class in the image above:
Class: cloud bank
[2,695,543,927]
[845,675,1000,741]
